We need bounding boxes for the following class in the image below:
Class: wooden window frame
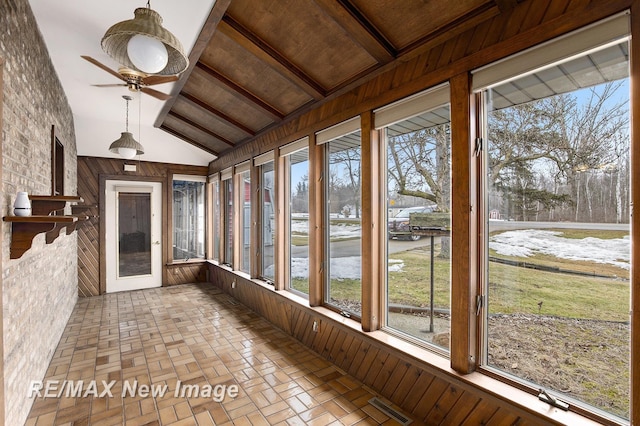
[51,125,64,196]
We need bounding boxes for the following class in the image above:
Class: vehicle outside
[388,206,434,240]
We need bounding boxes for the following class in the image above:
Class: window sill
[166,259,207,266]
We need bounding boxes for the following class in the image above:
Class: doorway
[105,180,162,293]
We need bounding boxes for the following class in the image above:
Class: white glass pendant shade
[127,34,168,74]
[118,147,138,159]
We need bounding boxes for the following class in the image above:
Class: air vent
[368,397,412,425]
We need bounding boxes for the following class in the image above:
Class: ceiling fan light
[127,34,168,74]
[101,7,188,76]
[118,147,138,159]
[109,132,144,159]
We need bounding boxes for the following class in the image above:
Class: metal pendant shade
[101,6,189,76]
[109,96,144,158]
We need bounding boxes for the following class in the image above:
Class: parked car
[388,206,435,240]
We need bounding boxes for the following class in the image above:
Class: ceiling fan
[81,55,177,100]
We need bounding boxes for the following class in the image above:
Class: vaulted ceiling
[156,0,523,157]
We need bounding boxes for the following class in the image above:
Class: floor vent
[368,397,412,425]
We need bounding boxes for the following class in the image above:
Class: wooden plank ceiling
[156,0,522,157]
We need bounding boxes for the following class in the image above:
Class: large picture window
[475,14,630,420]
[376,85,452,351]
[172,175,206,261]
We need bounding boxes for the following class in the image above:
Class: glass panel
[484,41,630,420]
[239,171,251,274]
[212,180,220,262]
[261,162,275,282]
[289,149,309,294]
[326,131,362,317]
[223,179,234,266]
[118,192,151,277]
[384,104,452,352]
[172,179,205,260]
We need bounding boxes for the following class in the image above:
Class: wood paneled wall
[77,156,208,296]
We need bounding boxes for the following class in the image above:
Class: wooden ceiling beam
[167,110,235,147]
[195,62,285,122]
[180,92,256,137]
[155,0,232,128]
[218,18,326,100]
[159,124,219,156]
[312,0,396,63]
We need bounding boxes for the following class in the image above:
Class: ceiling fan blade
[141,87,171,101]
[91,84,128,88]
[143,75,179,86]
[81,55,126,82]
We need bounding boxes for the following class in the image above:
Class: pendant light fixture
[101,1,189,76]
[109,95,144,159]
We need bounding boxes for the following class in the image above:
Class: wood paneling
[208,263,594,425]
[208,0,632,173]
[77,157,208,297]
[158,0,513,156]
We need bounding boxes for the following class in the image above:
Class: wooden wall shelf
[3,195,86,259]
[30,195,83,215]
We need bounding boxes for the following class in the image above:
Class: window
[376,85,452,351]
[281,138,310,295]
[172,175,206,261]
[236,162,251,274]
[474,14,630,420]
[255,152,275,282]
[211,178,220,262]
[221,168,234,267]
[317,118,362,317]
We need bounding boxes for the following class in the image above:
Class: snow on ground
[285,221,629,278]
[490,229,629,270]
[290,219,361,240]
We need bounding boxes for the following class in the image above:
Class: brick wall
[0,1,78,425]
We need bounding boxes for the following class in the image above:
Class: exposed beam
[167,110,235,147]
[397,2,498,57]
[180,92,256,137]
[312,0,396,63]
[159,124,219,156]
[219,17,326,100]
[195,62,285,122]
[155,0,233,128]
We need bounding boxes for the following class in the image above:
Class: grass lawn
[383,228,629,321]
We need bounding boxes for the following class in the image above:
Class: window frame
[374,84,453,354]
[221,167,234,268]
[169,173,207,263]
[471,13,632,423]
[278,137,311,297]
[254,151,276,284]
[316,117,363,319]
